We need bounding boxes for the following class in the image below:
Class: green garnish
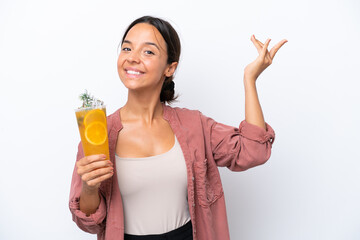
[79,90,104,108]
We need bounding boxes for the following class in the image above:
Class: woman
[69,16,287,240]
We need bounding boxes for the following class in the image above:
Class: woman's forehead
[124,23,166,49]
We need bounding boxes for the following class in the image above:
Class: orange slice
[84,109,106,127]
[85,121,107,145]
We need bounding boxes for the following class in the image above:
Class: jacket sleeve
[200,112,275,171]
[69,142,107,234]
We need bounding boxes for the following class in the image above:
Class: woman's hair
[121,16,181,104]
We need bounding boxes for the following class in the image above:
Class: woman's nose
[127,51,140,63]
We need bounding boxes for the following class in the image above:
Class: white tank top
[115,136,191,235]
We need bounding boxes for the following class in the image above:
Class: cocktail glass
[75,106,110,160]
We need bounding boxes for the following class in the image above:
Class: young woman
[69,16,287,240]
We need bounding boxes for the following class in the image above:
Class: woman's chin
[123,83,147,92]
[121,79,161,92]
[121,79,143,90]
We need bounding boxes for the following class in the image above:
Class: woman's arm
[243,35,287,129]
[76,154,113,216]
[69,143,112,234]
[244,80,266,129]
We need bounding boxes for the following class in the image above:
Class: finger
[251,35,263,53]
[82,166,114,183]
[269,39,288,59]
[260,38,271,58]
[77,159,113,176]
[86,172,114,187]
[85,169,114,187]
[254,37,264,48]
[77,154,107,167]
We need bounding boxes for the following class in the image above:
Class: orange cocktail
[75,106,110,160]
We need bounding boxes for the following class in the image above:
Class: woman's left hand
[244,35,287,81]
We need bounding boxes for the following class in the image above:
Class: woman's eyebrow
[144,42,160,50]
[123,40,160,50]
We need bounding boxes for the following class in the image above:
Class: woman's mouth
[127,70,141,75]
[125,68,144,78]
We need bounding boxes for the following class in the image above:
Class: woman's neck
[121,91,164,126]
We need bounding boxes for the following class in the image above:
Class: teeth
[127,70,141,75]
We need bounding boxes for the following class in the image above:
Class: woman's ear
[165,62,178,77]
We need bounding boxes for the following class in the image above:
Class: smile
[125,68,144,75]
[127,70,141,75]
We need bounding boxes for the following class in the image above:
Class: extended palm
[244,35,287,81]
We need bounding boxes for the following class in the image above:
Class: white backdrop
[1,0,359,239]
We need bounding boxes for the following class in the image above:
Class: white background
[1,0,359,239]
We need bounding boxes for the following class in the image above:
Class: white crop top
[115,136,191,235]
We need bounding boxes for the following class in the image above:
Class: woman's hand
[244,35,287,82]
[76,154,113,215]
[243,35,287,129]
[76,154,114,193]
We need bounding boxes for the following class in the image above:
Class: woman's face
[117,23,174,93]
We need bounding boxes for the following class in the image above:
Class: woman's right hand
[76,154,114,192]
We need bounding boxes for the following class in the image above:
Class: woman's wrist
[243,75,257,87]
[243,77,258,93]
[81,181,99,195]
[80,184,100,216]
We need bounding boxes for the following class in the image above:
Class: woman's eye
[122,47,131,51]
[145,50,154,55]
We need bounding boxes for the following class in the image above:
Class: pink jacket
[69,103,275,240]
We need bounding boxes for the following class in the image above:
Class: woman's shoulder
[164,104,217,128]
[165,104,202,118]
[107,108,120,120]
[107,107,120,117]
[105,108,122,129]
[104,104,211,126]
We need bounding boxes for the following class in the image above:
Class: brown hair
[121,16,181,104]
